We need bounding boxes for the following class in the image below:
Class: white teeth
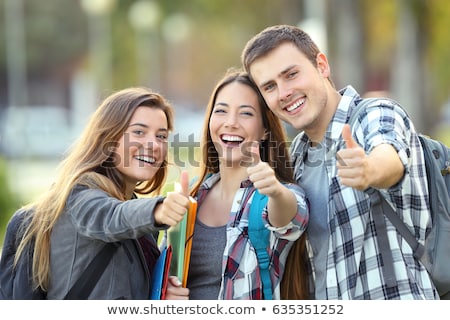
[221,135,244,142]
[135,156,156,164]
[286,98,305,112]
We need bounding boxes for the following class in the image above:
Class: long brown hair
[15,87,174,291]
[281,233,309,299]
[190,69,308,299]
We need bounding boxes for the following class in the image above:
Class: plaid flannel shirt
[290,85,438,299]
[194,173,308,300]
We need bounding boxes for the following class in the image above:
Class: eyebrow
[128,123,168,132]
[259,64,297,88]
[214,103,257,111]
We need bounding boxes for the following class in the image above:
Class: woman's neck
[216,165,249,198]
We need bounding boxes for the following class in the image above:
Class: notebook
[150,243,172,300]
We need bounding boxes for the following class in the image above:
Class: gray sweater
[47,184,166,299]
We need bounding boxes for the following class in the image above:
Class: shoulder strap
[64,242,120,299]
[248,189,272,299]
[366,189,406,288]
[348,97,380,128]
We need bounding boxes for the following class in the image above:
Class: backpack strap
[347,97,379,127]
[64,242,121,299]
[367,189,404,288]
[369,189,425,260]
[248,189,272,300]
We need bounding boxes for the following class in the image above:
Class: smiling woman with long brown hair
[1,87,190,299]
[187,69,309,300]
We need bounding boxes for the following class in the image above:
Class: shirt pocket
[223,229,258,280]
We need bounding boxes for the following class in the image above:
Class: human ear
[316,52,331,77]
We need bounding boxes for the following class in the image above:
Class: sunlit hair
[242,24,334,87]
[15,87,174,291]
[190,69,309,299]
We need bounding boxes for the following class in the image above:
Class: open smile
[284,97,306,114]
[220,134,244,147]
[134,155,158,166]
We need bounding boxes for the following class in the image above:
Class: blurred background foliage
[0,0,448,129]
[0,157,20,239]
[1,0,450,243]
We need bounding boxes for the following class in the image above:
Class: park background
[1,0,450,244]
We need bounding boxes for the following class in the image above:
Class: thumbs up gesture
[154,170,190,226]
[246,142,283,197]
[336,124,370,190]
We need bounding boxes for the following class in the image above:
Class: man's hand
[336,124,370,190]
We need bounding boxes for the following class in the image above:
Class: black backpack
[349,98,450,299]
[0,209,46,299]
[0,208,119,299]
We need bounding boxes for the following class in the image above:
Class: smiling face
[209,81,267,167]
[249,42,332,133]
[114,106,168,192]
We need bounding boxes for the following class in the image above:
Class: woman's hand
[246,142,284,198]
[154,171,190,226]
[247,142,297,227]
[164,276,189,300]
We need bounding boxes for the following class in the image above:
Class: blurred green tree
[0,157,20,246]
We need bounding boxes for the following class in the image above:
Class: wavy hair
[15,87,174,291]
